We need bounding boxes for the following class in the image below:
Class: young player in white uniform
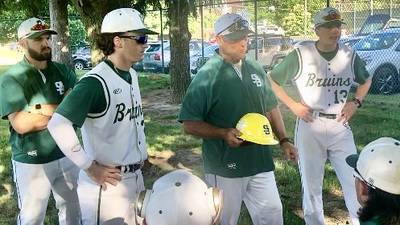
[0,18,80,225]
[269,7,372,225]
[47,8,157,225]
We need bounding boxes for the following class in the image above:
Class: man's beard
[27,46,52,61]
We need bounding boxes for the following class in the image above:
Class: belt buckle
[312,110,319,118]
[319,112,336,119]
[119,162,143,174]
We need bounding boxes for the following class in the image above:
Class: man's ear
[314,27,321,36]
[215,36,223,45]
[359,181,370,204]
[18,39,27,49]
[113,36,123,48]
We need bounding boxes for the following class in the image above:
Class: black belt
[318,112,337,119]
[116,163,143,173]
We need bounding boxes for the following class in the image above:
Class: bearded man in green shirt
[0,18,80,225]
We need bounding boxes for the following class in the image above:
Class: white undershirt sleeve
[48,113,92,170]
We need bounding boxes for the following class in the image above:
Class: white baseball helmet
[136,170,222,225]
[346,137,400,195]
[101,8,157,34]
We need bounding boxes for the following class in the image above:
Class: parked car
[263,52,287,73]
[72,46,91,70]
[293,40,314,48]
[247,35,292,67]
[190,44,219,75]
[257,24,285,36]
[263,25,285,36]
[341,14,400,47]
[132,42,162,72]
[353,28,400,94]
[143,40,210,73]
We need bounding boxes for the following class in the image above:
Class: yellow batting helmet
[236,113,279,145]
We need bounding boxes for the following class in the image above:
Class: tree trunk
[49,0,72,67]
[168,0,191,104]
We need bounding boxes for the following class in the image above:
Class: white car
[293,40,315,49]
[143,40,210,73]
[353,28,400,94]
[258,25,284,36]
[190,44,219,75]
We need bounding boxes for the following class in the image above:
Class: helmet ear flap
[136,189,152,219]
[210,187,223,225]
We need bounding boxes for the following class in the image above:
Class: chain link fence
[331,0,400,105]
[1,0,399,102]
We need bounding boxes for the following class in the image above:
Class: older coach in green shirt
[179,13,297,225]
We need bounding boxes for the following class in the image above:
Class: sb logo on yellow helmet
[263,124,271,135]
[236,113,278,145]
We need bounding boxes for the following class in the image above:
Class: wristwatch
[353,97,362,108]
[279,137,293,146]
[29,104,51,117]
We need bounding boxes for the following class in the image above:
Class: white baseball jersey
[290,43,361,225]
[293,43,355,114]
[80,62,147,166]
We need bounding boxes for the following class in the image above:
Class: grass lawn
[0,66,399,224]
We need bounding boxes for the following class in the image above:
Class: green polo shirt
[178,54,278,178]
[270,43,370,85]
[360,216,381,225]
[0,57,76,163]
[56,59,132,127]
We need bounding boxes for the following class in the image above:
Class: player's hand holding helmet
[236,113,279,145]
[136,169,223,225]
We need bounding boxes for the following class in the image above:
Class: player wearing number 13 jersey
[269,7,371,225]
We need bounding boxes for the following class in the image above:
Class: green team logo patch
[54,81,65,95]
[251,74,262,87]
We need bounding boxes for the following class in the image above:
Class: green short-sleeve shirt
[360,216,381,225]
[270,43,370,85]
[56,60,132,127]
[178,54,278,178]
[0,57,76,163]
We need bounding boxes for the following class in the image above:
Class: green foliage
[188,8,219,40]
[144,10,169,40]
[0,0,49,18]
[0,11,24,43]
[69,17,87,49]
[282,4,313,36]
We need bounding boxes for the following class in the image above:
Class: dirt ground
[141,88,354,225]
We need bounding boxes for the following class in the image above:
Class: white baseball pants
[12,157,80,225]
[78,169,144,225]
[295,117,361,225]
[205,171,283,225]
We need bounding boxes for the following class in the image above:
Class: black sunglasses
[119,35,148,44]
[319,21,342,29]
[219,19,249,35]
